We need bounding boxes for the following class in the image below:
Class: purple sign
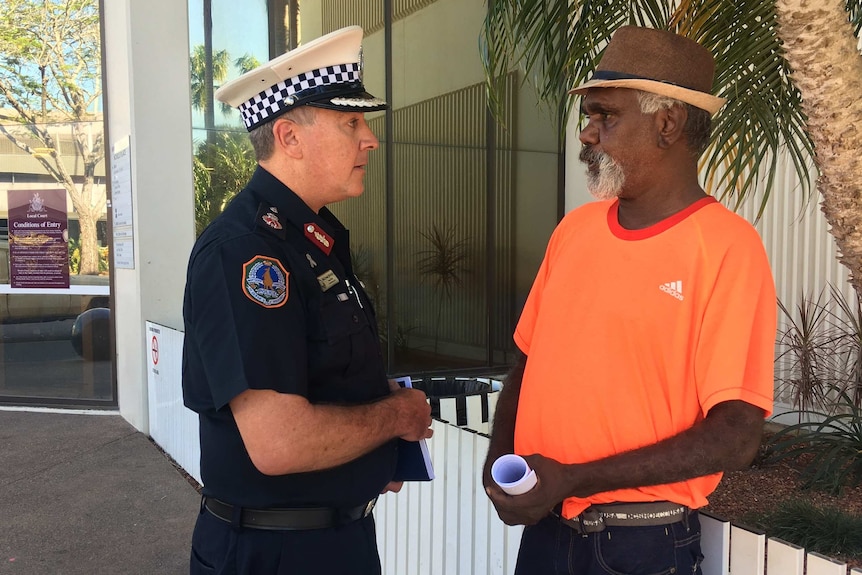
[8,189,70,289]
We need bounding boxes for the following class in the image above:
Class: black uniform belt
[203,496,377,531]
[557,501,690,534]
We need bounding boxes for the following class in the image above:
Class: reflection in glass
[0,120,112,405]
[188,0,561,377]
[325,0,561,375]
[188,0,271,235]
[0,294,112,402]
[0,0,111,406]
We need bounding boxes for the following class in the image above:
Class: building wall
[102,0,195,431]
[95,1,852,428]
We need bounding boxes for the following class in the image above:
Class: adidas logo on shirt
[660,280,684,301]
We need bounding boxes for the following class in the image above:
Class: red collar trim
[607,196,717,240]
[303,223,335,256]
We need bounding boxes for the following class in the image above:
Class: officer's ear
[271,117,303,159]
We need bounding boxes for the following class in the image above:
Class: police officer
[182,26,433,575]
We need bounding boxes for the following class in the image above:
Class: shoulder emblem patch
[242,256,288,308]
[262,212,282,230]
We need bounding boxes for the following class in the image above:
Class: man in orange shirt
[483,26,776,574]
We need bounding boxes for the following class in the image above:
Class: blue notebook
[392,376,435,481]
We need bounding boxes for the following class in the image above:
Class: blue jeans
[514,510,703,575]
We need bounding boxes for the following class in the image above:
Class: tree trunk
[203,0,215,142]
[64,179,103,275]
[775,0,862,296]
[77,209,100,275]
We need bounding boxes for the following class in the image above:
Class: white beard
[584,150,625,201]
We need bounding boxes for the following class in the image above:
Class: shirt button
[352,314,360,323]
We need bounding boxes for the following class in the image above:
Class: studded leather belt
[557,501,690,534]
[203,496,377,531]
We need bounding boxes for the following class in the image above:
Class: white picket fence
[376,419,523,574]
[141,326,859,574]
[375,392,861,575]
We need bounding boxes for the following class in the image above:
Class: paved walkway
[0,409,200,574]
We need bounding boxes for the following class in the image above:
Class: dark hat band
[591,70,704,94]
[239,62,361,130]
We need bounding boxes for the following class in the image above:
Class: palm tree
[193,131,257,235]
[190,44,230,121]
[234,54,262,76]
[482,0,862,296]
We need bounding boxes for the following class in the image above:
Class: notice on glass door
[7,189,70,289]
[111,135,135,269]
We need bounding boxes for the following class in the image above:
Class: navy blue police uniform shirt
[182,166,396,509]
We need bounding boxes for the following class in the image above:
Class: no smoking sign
[151,335,159,366]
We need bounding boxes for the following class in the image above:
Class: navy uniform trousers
[190,503,382,575]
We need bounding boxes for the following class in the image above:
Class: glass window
[324,0,562,375]
[0,0,113,406]
[193,0,561,377]
[188,0,270,236]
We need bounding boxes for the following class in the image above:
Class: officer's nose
[360,118,379,150]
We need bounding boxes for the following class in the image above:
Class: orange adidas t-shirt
[513,197,776,519]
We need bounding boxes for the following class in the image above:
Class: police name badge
[243,256,289,308]
[317,270,339,292]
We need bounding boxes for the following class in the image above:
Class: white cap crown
[215,26,386,131]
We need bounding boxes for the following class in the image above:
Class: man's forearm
[232,387,431,476]
[559,400,765,500]
[484,355,526,475]
[486,400,766,527]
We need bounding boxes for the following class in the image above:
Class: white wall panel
[145,321,200,484]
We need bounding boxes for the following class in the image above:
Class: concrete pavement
[0,409,200,574]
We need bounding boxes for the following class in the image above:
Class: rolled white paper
[491,453,538,495]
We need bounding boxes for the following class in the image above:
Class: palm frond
[696,0,814,215]
[846,0,862,35]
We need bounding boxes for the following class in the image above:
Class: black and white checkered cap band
[239,63,361,130]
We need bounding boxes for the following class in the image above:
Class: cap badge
[262,212,282,230]
[304,223,334,256]
[242,256,288,308]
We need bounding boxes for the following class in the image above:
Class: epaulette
[254,203,286,240]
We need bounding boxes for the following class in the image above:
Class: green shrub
[193,130,257,235]
[766,387,862,494]
[743,499,862,557]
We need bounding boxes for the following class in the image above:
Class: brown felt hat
[569,26,726,115]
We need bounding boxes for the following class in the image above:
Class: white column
[102,0,196,432]
[564,114,591,214]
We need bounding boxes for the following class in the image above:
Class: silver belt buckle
[363,498,377,517]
